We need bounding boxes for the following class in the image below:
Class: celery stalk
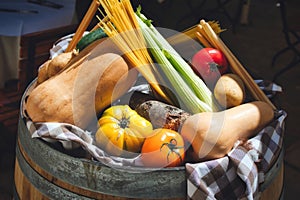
[135,11,220,113]
[162,50,220,111]
[139,21,212,113]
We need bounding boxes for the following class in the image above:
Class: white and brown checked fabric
[186,110,286,200]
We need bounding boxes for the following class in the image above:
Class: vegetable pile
[25,0,277,168]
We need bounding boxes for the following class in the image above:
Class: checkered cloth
[186,110,286,200]
[23,34,287,199]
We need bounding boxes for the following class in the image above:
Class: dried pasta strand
[97,0,172,103]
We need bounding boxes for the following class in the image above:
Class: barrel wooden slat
[14,159,54,200]
[260,162,284,199]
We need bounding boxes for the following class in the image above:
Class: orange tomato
[141,128,185,168]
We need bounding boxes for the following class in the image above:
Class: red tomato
[191,47,228,88]
[141,128,185,168]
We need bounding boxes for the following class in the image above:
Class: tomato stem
[160,138,184,164]
[208,62,222,72]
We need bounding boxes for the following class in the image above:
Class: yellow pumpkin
[95,105,153,157]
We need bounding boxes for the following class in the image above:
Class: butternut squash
[64,37,120,71]
[36,51,76,85]
[36,38,113,85]
[180,101,274,161]
[26,52,137,129]
[47,51,76,77]
[36,60,51,84]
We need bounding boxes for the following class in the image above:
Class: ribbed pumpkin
[95,105,153,157]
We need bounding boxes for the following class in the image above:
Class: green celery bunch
[135,7,220,113]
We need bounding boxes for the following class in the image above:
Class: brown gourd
[180,101,274,161]
[26,52,137,129]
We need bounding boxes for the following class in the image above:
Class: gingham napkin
[23,33,287,199]
[186,110,286,200]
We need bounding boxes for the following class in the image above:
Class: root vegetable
[181,101,274,161]
[135,100,190,131]
[214,73,245,108]
[128,91,157,110]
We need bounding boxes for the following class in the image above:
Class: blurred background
[1,0,299,199]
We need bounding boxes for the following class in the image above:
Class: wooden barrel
[14,115,186,200]
[260,148,284,200]
[13,114,285,200]
[13,87,284,200]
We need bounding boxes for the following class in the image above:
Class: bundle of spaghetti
[97,0,171,103]
[167,21,224,48]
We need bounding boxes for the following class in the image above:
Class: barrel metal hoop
[15,146,92,200]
